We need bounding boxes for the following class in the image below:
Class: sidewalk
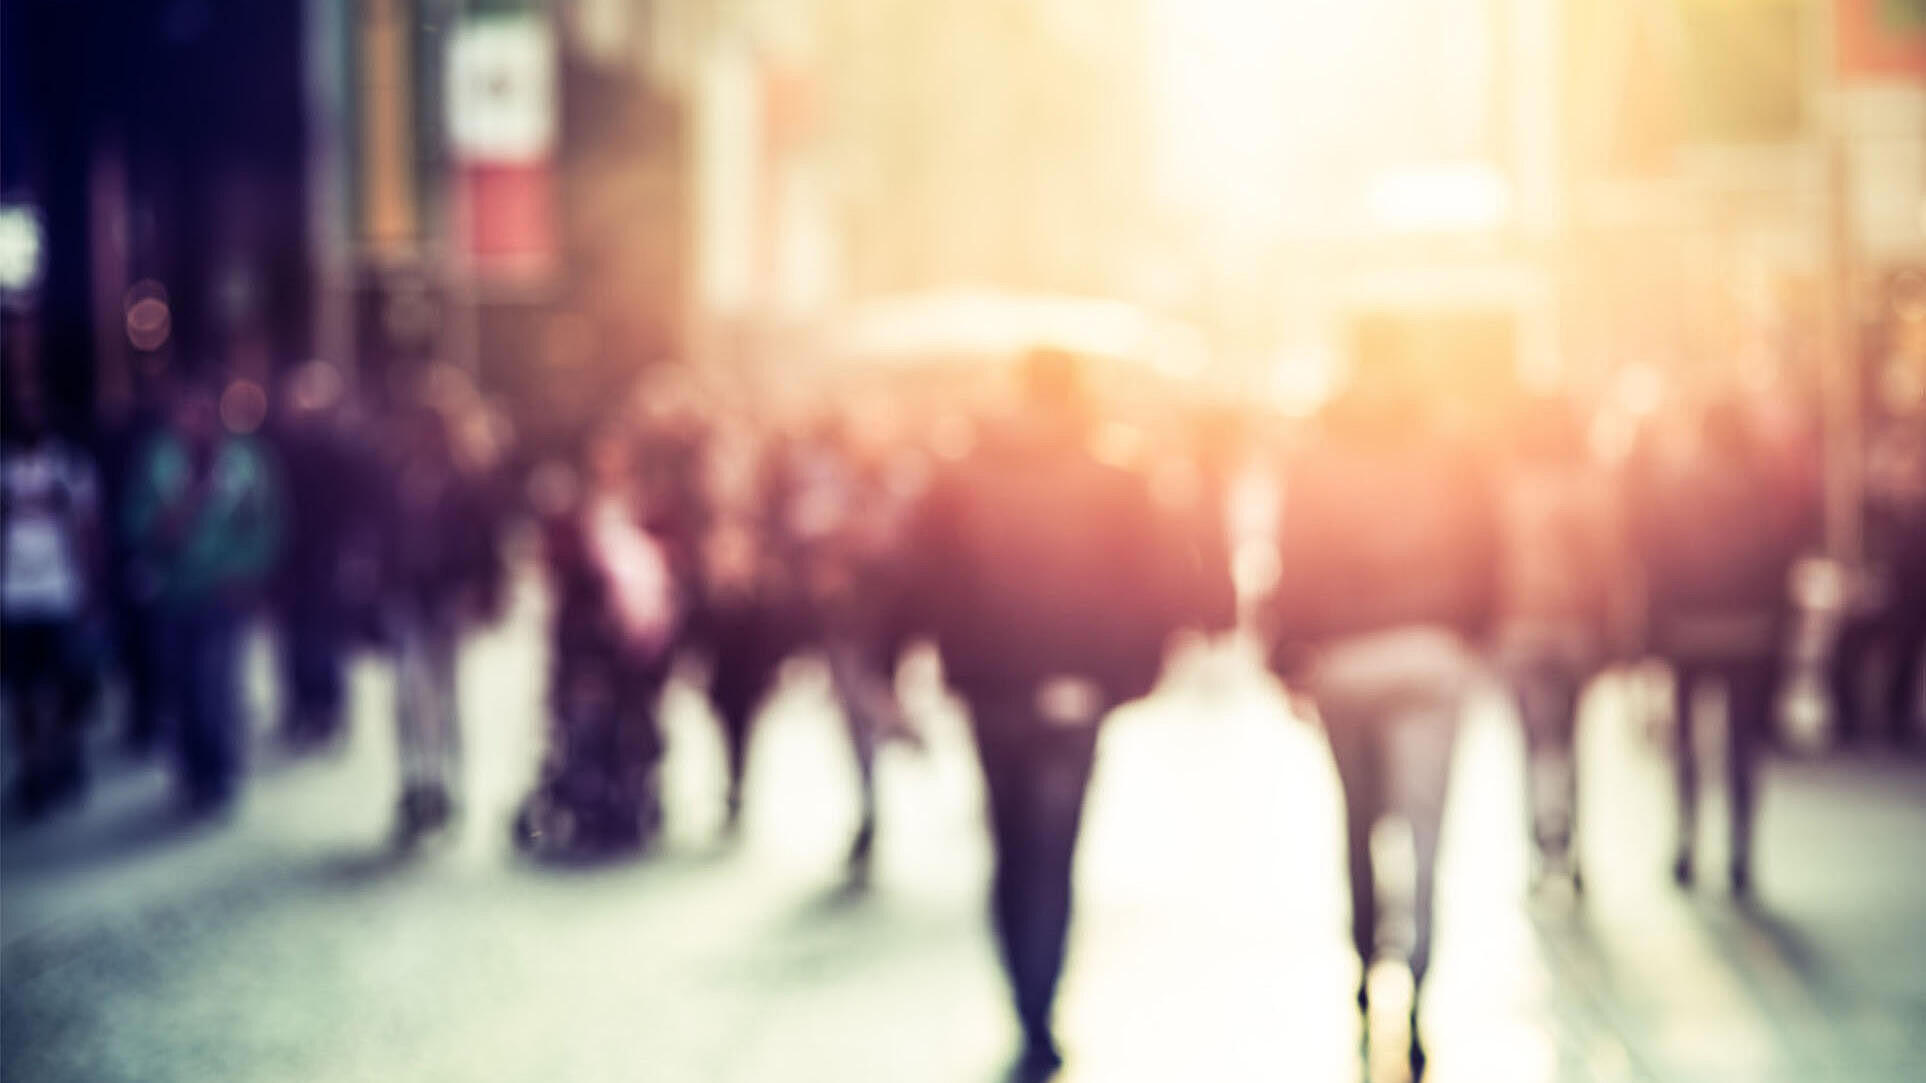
[5,601,1926,1082]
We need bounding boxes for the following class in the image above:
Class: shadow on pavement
[0,795,214,882]
[1728,894,1829,990]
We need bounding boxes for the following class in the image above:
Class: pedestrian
[123,378,284,815]
[783,411,924,879]
[514,421,680,855]
[95,363,171,758]
[3,373,106,820]
[898,349,1217,1080]
[1627,393,1814,894]
[269,360,374,750]
[691,424,806,837]
[1494,393,1629,889]
[1262,348,1500,1076]
[377,394,504,845]
[1828,408,1926,749]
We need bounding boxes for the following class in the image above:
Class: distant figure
[1627,394,1813,893]
[96,367,171,758]
[781,413,924,879]
[1829,410,1926,748]
[377,397,504,846]
[692,420,811,837]
[2,377,104,820]
[1263,356,1499,1076]
[1494,394,1628,889]
[514,422,680,856]
[124,380,283,815]
[269,361,375,750]
[899,350,1214,1081]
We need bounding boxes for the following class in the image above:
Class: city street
[5,577,1926,1083]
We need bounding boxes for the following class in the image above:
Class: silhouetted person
[377,397,503,845]
[3,375,104,820]
[124,380,283,815]
[269,361,374,749]
[690,426,806,836]
[1627,395,1812,894]
[782,414,924,878]
[1829,410,1926,748]
[1495,394,1627,889]
[515,422,680,855]
[96,368,171,758]
[1263,359,1499,1076]
[899,350,1206,1080]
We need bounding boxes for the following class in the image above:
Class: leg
[427,618,462,794]
[1513,660,1582,879]
[1325,714,1384,1006]
[1885,605,1925,745]
[48,620,97,801]
[1827,613,1876,745]
[622,666,670,840]
[393,613,460,837]
[710,649,777,830]
[4,623,59,817]
[177,608,243,810]
[1393,706,1461,992]
[1671,663,1700,885]
[120,602,168,755]
[1007,727,1097,1048]
[972,714,1036,1023]
[394,615,432,790]
[970,699,1099,1062]
[284,601,348,743]
[1722,657,1776,893]
[827,641,880,869]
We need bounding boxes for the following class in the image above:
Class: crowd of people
[4,338,1924,1081]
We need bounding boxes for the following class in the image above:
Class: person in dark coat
[515,421,680,855]
[779,413,927,879]
[269,361,376,749]
[377,396,504,845]
[1493,393,1630,890]
[95,369,170,758]
[123,379,284,815]
[690,426,808,837]
[1829,411,1926,749]
[897,350,1223,1081]
[1626,393,1814,894]
[1262,354,1500,1077]
[3,374,104,819]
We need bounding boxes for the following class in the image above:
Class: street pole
[1820,1,1863,565]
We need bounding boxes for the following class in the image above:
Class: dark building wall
[2,0,311,424]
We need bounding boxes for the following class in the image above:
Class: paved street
[5,578,1926,1082]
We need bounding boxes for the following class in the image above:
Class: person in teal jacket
[125,380,283,813]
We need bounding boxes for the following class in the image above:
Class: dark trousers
[710,645,784,819]
[281,599,348,738]
[1828,600,1925,744]
[1323,703,1459,989]
[164,604,245,805]
[3,618,92,798]
[1506,651,1589,864]
[1672,656,1776,874]
[394,609,461,792]
[118,599,166,752]
[965,693,1100,1045]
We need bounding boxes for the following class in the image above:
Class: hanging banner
[446,13,558,281]
[1838,0,1926,80]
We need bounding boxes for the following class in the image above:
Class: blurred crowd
[4,339,1925,1079]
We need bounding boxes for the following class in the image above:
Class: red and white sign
[1838,0,1926,80]
[447,14,558,281]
